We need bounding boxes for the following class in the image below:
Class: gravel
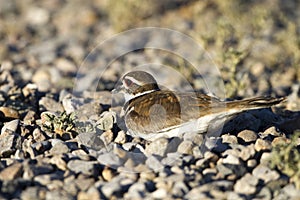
[0,0,299,199]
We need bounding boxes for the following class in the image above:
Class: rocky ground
[0,0,300,199]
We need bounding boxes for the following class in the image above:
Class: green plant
[222,48,248,98]
[270,131,300,189]
[40,111,76,135]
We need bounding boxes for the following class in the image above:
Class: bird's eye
[124,79,133,87]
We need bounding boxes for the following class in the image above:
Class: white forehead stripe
[124,76,144,86]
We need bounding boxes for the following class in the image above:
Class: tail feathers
[226,96,286,110]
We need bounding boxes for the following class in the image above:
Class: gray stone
[151,188,167,199]
[0,132,22,157]
[177,140,194,155]
[67,160,98,176]
[222,154,240,165]
[0,162,23,181]
[126,182,146,199]
[237,129,257,143]
[252,164,280,183]
[145,137,169,157]
[221,134,238,144]
[145,155,164,172]
[114,130,127,144]
[21,187,46,200]
[234,173,258,195]
[183,132,204,145]
[45,189,73,200]
[33,128,47,142]
[39,97,64,113]
[97,151,123,167]
[255,139,272,151]
[1,119,19,134]
[49,140,70,155]
[97,111,116,131]
[101,178,122,198]
[224,144,255,161]
[77,132,105,150]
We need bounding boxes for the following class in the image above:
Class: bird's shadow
[221,108,300,136]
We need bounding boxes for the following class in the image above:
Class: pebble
[234,173,258,195]
[39,97,64,113]
[77,187,101,200]
[221,134,238,144]
[145,137,169,157]
[0,162,23,181]
[114,130,127,144]
[77,132,105,150]
[49,140,70,155]
[151,188,167,199]
[252,164,280,183]
[222,154,240,165]
[1,119,20,135]
[97,111,116,131]
[55,58,77,73]
[0,132,22,157]
[145,155,164,172]
[255,139,272,151]
[0,107,19,120]
[67,160,98,176]
[177,140,194,155]
[237,129,257,143]
[21,187,46,200]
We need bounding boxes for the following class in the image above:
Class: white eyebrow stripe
[124,76,143,86]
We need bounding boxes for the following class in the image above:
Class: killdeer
[113,71,285,141]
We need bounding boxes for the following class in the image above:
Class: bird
[113,70,285,141]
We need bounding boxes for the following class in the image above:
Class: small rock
[56,58,77,73]
[77,132,105,150]
[101,178,122,198]
[272,137,290,146]
[0,132,22,157]
[39,97,64,113]
[49,140,70,155]
[221,134,238,144]
[255,139,272,151]
[23,110,38,125]
[114,130,127,144]
[21,187,46,200]
[222,154,240,165]
[67,160,98,176]
[1,119,19,135]
[78,187,101,200]
[97,111,116,131]
[102,167,115,181]
[100,130,114,146]
[252,164,280,183]
[145,137,169,157]
[224,144,256,161]
[183,132,204,145]
[72,149,90,161]
[146,155,164,172]
[49,155,67,170]
[74,175,95,191]
[237,130,257,143]
[151,188,167,199]
[261,126,282,138]
[0,107,19,120]
[0,162,23,181]
[177,140,194,155]
[247,159,257,168]
[32,68,51,92]
[234,173,258,195]
[33,128,47,142]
